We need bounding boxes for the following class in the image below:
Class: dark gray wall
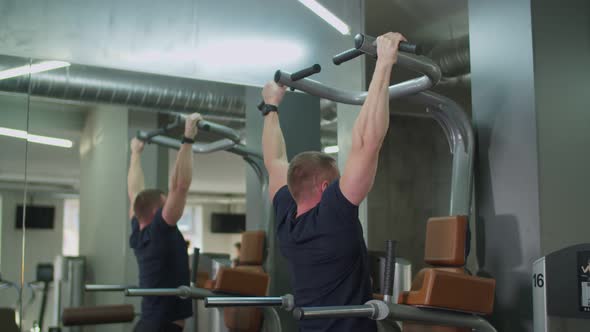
[245,86,320,332]
[364,0,473,272]
[368,115,454,274]
[533,4,590,329]
[532,0,590,256]
[469,1,542,331]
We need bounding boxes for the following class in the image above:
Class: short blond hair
[134,189,165,220]
[287,151,339,201]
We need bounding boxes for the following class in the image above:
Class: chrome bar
[204,294,295,311]
[124,286,217,299]
[85,284,132,292]
[205,297,283,307]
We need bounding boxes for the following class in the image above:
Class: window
[62,198,80,256]
[179,205,203,253]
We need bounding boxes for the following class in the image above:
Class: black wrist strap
[181,136,195,144]
[258,103,279,116]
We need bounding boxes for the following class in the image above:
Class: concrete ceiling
[0,0,363,88]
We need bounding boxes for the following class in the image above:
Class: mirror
[0,56,31,331]
[18,53,325,331]
[16,53,320,331]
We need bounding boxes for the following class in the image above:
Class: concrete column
[469,1,541,330]
[79,107,130,332]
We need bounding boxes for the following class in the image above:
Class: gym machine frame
[274,33,474,216]
[269,34,485,331]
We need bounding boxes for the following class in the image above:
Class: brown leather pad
[240,231,266,265]
[214,267,269,296]
[424,216,468,266]
[62,305,134,326]
[399,268,496,315]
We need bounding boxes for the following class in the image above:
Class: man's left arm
[261,81,289,201]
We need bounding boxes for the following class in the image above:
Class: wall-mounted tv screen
[210,213,245,233]
[15,205,55,229]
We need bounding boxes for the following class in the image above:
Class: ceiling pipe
[428,35,470,78]
[0,55,246,116]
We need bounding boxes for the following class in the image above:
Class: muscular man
[260,32,405,332]
[128,113,202,332]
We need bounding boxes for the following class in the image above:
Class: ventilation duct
[428,35,470,78]
[0,55,246,116]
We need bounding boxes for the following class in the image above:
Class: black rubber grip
[354,33,422,56]
[289,64,321,81]
[383,240,397,297]
[333,49,364,65]
[399,42,422,56]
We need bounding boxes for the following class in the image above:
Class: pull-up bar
[136,115,261,159]
[274,34,441,105]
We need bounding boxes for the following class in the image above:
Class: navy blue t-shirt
[129,208,192,323]
[274,180,377,332]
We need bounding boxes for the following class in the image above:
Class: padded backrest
[424,216,467,267]
[215,267,269,331]
[239,231,265,265]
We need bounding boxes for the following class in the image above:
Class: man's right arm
[162,113,202,226]
[340,32,406,206]
[261,82,289,200]
[128,138,145,219]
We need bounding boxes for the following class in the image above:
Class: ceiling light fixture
[0,61,71,80]
[298,0,351,35]
[0,127,73,148]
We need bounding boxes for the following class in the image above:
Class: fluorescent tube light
[298,0,351,35]
[0,61,71,80]
[323,145,339,154]
[0,127,73,148]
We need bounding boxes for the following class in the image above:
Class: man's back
[274,180,377,332]
[129,208,192,323]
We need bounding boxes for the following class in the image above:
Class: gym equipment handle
[294,305,375,320]
[355,34,423,56]
[273,64,322,85]
[333,49,364,65]
[290,64,322,82]
[383,240,397,301]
